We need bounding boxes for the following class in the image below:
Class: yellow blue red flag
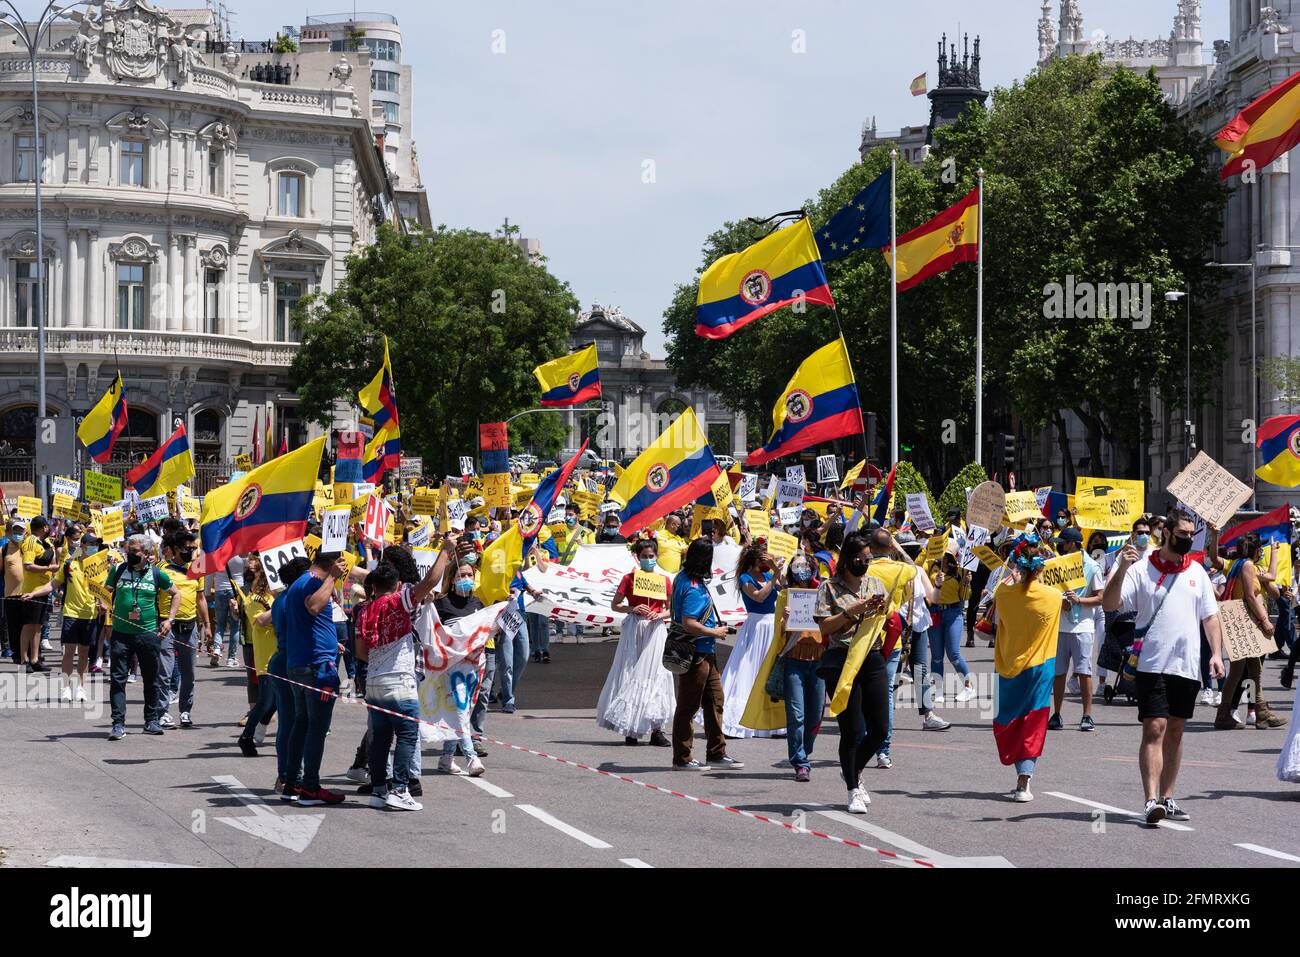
[363,423,401,483]
[77,372,128,464]
[745,338,863,467]
[126,423,195,499]
[610,407,721,533]
[884,187,979,291]
[358,335,400,434]
[1257,415,1300,487]
[534,344,601,407]
[695,218,834,339]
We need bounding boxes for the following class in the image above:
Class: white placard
[411,546,438,577]
[785,465,806,487]
[260,539,310,591]
[905,492,936,533]
[816,455,839,485]
[960,524,989,572]
[776,481,804,506]
[400,456,423,480]
[51,476,80,499]
[738,472,758,502]
[321,507,352,552]
[136,494,170,523]
[778,506,802,528]
[785,588,818,631]
[497,602,525,641]
[407,522,432,549]
[123,488,140,508]
[353,482,376,500]
[447,499,469,531]
[459,456,474,476]
[599,501,620,514]
[547,507,566,523]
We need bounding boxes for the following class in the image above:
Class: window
[278,172,304,217]
[14,260,47,327]
[371,69,399,92]
[204,269,221,334]
[120,139,146,187]
[15,134,42,183]
[361,38,399,61]
[382,101,399,123]
[275,279,304,341]
[116,264,146,329]
[207,149,223,195]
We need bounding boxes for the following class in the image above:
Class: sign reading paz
[1217,599,1277,660]
[1166,452,1253,529]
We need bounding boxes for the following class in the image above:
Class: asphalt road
[1,633,1298,869]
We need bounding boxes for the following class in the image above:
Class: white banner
[136,494,170,523]
[416,601,501,745]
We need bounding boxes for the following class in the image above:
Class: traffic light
[1000,432,1016,469]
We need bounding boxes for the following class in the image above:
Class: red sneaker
[296,786,345,806]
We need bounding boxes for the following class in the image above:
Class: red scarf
[1148,550,1193,575]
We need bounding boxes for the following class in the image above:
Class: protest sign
[1003,491,1041,527]
[52,493,77,519]
[924,532,948,562]
[738,472,758,502]
[416,602,498,746]
[776,481,804,506]
[79,549,110,582]
[51,475,80,500]
[136,494,170,523]
[744,508,771,536]
[1039,550,1086,592]
[483,472,512,508]
[632,569,668,600]
[785,589,818,631]
[959,525,989,572]
[1033,486,1052,511]
[235,453,253,471]
[458,456,474,477]
[260,539,310,591]
[785,465,806,487]
[446,498,469,531]
[411,491,439,516]
[708,472,735,513]
[399,456,424,482]
[321,507,352,552]
[179,495,200,520]
[14,495,41,519]
[765,529,800,561]
[497,601,525,641]
[1166,452,1252,529]
[1217,599,1277,660]
[88,578,113,608]
[905,493,936,533]
[777,506,802,528]
[973,544,1003,572]
[411,546,439,577]
[407,521,432,549]
[966,481,1005,530]
[1074,489,1132,530]
[816,455,839,485]
[96,510,125,543]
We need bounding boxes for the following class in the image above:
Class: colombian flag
[991,580,1059,767]
[1221,503,1292,549]
[358,336,400,433]
[362,423,401,483]
[695,218,835,339]
[610,407,722,534]
[534,344,601,407]
[745,338,863,467]
[192,437,325,577]
[126,424,195,499]
[1256,415,1300,487]
[885,187,979,292]
[77,372,128,464]
[516,441,588,556]
[1216,69,1300,181]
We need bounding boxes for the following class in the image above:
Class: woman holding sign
[599,536,675,746]
[717,543,784,738]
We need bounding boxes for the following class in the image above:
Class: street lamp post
[1205,259,1258,511]
[1165,290,1192,467]
[0,0,96,502]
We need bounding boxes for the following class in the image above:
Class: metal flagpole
[975,168,984,468]
[889,148,899,466]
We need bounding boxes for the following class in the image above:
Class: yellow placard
[304,534,322,559]
[708,472,734,514]
[924,532,949,562]
[97,511,125,543]
[1074,477,1144,530]
[235,453,253,471]
[52,493,79,519]
[1002,491,1041,527]
[1039,550,1086,592]
[632,569,668,600]
[79,549,110,582]
[14,495,41,519]
[88,578,113,607]
[179,496,200,520]
[765,529,800,561]
[83,471,122,505]
[520,473,539,484]
[483,472,513,509]
[349,495,370,524]
[973,545,1004,572]
[744,508,771,536]
[1260,543,1292,588]
[411,491,440,516]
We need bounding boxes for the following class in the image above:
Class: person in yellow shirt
[237,560,278,757]
[3,519,28,664]
[157,530,209,728]
[24,533,103,700]
[656,513,687,574]
[18,516,57,673]
[926,542,975,704]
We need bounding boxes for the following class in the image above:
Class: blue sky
[242,1,1229,354]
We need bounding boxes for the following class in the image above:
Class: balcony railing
[0,327,297,368]
[305,12,398,25]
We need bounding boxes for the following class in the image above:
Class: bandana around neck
[1149,551,1192,575]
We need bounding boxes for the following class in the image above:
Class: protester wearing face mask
[717,543,785,739]
[596,511,628,545]
[656,513,687,574]
[17,516,56,673]
[2,521,28,664]
[601,536,674,746]
[157,530,209,729]
[1047,527,1103,733]
[25,532,102,700]
[434,559,487,776]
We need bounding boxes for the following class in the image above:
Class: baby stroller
[1098,611,1137,705]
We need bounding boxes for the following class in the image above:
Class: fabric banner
[416,601,503,746]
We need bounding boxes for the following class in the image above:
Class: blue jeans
[286,662,338,791]
[782,657,825,771]
[1276,595,1295,654]
[496,625,529,710]
[268,650,295,781]
[930,604,971,681]
[366,673,421,792]
[1015,757,1037,777]
[880,645,903,757]
[909,628,932,715]
[471,651,496,735]
[528,612,549,654]
[212,588,239,657]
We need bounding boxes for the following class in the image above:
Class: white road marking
[1234,843,1300,863]
[46,855,194,868]
[809,806,1013,868]
[1044,791,1194,831]
[212,775,325,852]
[514,804,612,849]
[619,857,654,868]
[459,775,514,799]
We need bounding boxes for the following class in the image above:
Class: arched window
[192,408,222,463]
[0,403,36,454]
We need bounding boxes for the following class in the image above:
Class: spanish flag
[77,372,128,464]
[358,335,400,432]
[884,187,979,292]
[1216,69,1300,181]
[610,407,722,534]
[695,218,834,339]
[534,344,601,407]
[126,423,195,499]
[1256,415,1300,487]
[192,437,325,577]
[910,72,927,96]
[745,338,863,467]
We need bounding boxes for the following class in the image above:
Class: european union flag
[816,170,890,262]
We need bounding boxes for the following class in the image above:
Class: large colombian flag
[192,437,325,577]
[695,218,835,339]
[534,344,601,407]
[610,407,722,534]
[126,423,195,499]
[990,579,1059,768]
[362,423,401,483]
[1216,69,1300,181]
[745,337,863,467]
[77,372,128,464]
[1256,415,1300,487]
[884,187,979,292]
[358,335,400,433]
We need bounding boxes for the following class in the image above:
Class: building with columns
[0,0,396,491]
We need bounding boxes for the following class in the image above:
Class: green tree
[289,224,579,475]
[272,34,298,53]
[509,412,567,459]
[891,460,936,520]
[1261,356,1300,414]
[937,462,989,519]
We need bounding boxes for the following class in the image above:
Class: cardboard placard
[1039,550,1086,592]
[708,472,734,513]
[1217,599,1278,660]
[785,588,818,631]
[905,493,935,533]
[304,534,322,559]
[632,569,668,600]
[447,499,469,531]
[411,491,440,516]
[1003,491,1042,527]
[136,494,170,523]
[973,544,1004,572]
[1166,452,1252,529]
[483,472,513,509]
[765,529,800,561]
[51,475,80,499]
[321,507,352,552]
[966,481,1005,531]
[1074,489,1133,530]
[959,524,989,572]
[816,454,839,485]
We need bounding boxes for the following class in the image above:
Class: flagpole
[829,305,868,466]
[975,167,984,468]
[889,148,899,467]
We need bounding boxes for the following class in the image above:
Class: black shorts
[18,600,46,627]
[61,617,98,646]
[1134,671,1200,721]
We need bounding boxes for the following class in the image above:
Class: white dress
[596,614,676,739]
[716,611,783,738]
[1277,682,1300,783]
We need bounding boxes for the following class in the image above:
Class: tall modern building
[0,0,398,492]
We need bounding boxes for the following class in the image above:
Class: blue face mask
[1134,534,1150,550]
[10,532,24,543]
[83,545,99,555]
[455,579,474,596]
[566,517,577,528]
[639,557,656,572]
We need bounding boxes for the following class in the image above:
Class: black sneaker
[1079,715,1095,732]
[237,738,258,757]
[1282,666,1295,691]
[356,783,373,795]
[143,721,164,735]
[1047,713,1063,731]
[1143,799,1166,826]
[1161,798,1190,821]
[541,651,551,663]
[649,730,671,747]
[625,736,640,746]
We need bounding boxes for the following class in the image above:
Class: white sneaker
[384,789,423,811]
[1013,785,1034,803]
[127,673,138,684]
[180,712,192,728]
[1230,709,1242,725]
[933,691,945,705]
[847,787,871,814]
[93,658,103,671]
[1198,688,1214,706]
[253,723,267,746]
[876,753,893,769]
[168,691,178,704]
[159,713,175,728]
[1066,675,1080,695]
[368,788,389,809]
[41,638,52,651]
[60,684,73,702]
[345,766,369,783]
[227,657,238,668]
[467,756,486,777]
[1246,709,1256,726]
[956,681,976,703]
[922,712,951,731]
[897,673,913,686]
[74,685,87,703]
[1213,691,1223,706]
[437,754,465,775]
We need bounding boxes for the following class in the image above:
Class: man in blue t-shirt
[282,551,349,806]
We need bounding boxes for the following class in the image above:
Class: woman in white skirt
[599,536,675,746]
[718,542,785,738]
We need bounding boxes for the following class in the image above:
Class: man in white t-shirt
[1049,528,1103,732]
[1103,512,1225,826]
